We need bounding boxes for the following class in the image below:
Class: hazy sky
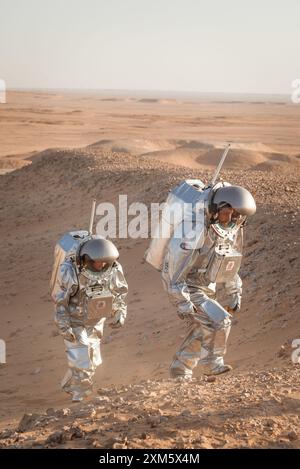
[0,0,299,94]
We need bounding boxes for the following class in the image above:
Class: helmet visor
[83,255,110,273]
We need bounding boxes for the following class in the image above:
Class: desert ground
[0,90,299,448]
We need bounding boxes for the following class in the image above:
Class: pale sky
[0,0,299,94]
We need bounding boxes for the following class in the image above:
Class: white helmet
[211,185,256,216]
[78,238,119,272]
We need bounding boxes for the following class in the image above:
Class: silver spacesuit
[161,184,256,378]
[52,237,128,401]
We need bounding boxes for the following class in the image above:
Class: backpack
[144,179,209,271]
[50,230,90,300]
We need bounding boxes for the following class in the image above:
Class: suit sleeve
[224,228,243,309]
[162,221,205,316]
[110,262,128,321]
[52,262,78,333]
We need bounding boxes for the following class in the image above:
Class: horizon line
[6,87,290,98]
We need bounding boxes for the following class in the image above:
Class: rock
[148,415,161,428]
[206,376,216,383]
[265,419,275,427]
[282,388,292,394]
[114,397,125,405]
[112,442,127,449]
[46,408,55,416]
[0,429,14,439]
[69,425,85,439]
[287,431,298,441]
[72,406,96,419]
[141,432,148,440]
[45,431,66,445]
[92,440,102,448]
[55,408,71,418]
[194,436,213,449]
[17,413,40,433]
[97,387,111,395]
[95,394,110,402]
[104,435,127,448]
[180,409,192,418]
[176,436,187,448]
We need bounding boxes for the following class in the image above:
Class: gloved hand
[225,303,240,314]
[60,327,76,342]
[94,318,106,338]
[110,311,125,329]
[226,293,241,314]
[177,304,197,321]
[177,311,195,330]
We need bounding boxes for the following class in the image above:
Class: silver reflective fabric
[61,326,102,400]
[50,230,89,299]
[145,179,208,271]
[52,255,128,400]
[162,214,243,377]
[200,298,230,323]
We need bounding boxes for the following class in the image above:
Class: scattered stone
[69,425,85,440]
[265,419,275,427]
[112,442,127,449]
[72,406,96,419]
[0,429,15,439]
[180,409,192,418]
[45,431,66,445]
[17,413,40,433]
[55,408,71,418]
[96,394,110,402]
[104,435,127,448]
[287,431,298,441]
[206,376,216,383]
[148,415,161,428]
[92,440,102,448]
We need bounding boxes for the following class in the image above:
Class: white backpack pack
[144,179,209,271]
[50,230,90,300]
[144,145,232,272]
[50,200,98,300]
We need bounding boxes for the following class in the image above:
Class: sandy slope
[0,145,299,428]
[1,367,300,449]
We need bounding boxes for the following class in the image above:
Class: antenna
[210,144,231,187]
[89,199,97,235]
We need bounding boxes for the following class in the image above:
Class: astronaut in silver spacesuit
[162,185,256,379]
[52,237,128,401]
